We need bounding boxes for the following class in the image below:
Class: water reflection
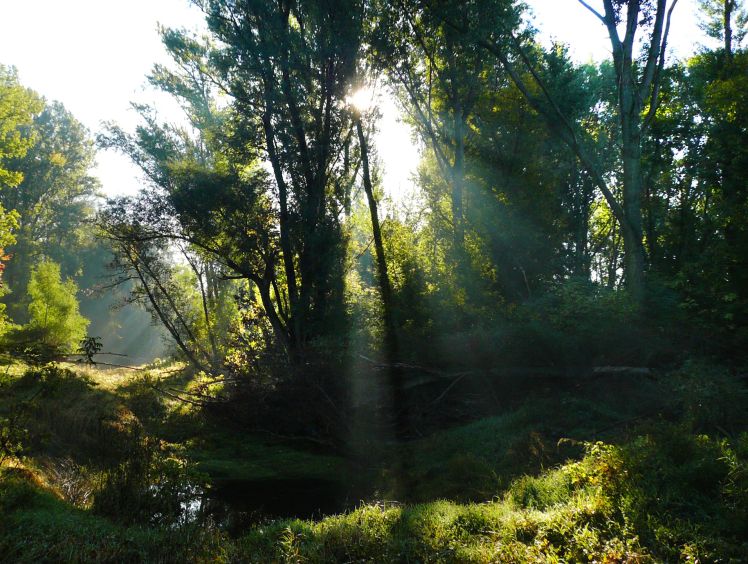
[178,477,349,535]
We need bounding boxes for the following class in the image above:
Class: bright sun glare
[346,86,375,112]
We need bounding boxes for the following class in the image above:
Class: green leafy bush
[93,409,204,527]
[25,260,88,353]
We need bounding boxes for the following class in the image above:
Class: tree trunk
[261,101,301,354]
[356,118,398,358]
[356,117,406,437]
[725,0,734,60]
[620,109,646,302]
[452,110,466,251]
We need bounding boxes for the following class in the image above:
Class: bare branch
[639,0,669,101]
[643,0,679,132]
[576,0,606,23]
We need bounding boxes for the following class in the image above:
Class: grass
[3,430,747,562]
[391,371,679,503]
[1,359,351,491]
[0,468,228,563]
[61,362,148,392]
[200,429,748,561]
[1,360,747,562]
[185,429,347,482]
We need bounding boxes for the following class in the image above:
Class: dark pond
[193,477,352,535]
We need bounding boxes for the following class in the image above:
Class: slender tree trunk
[128,253,208,373]
[192,258,220,364]
[725,0,734,60]
[579,172,593,277]
[620,116,646,301]
[452,110,466,251]
[676,172,693,270]
[356,116,406,437]
[356,118,397,357]
[257,277,292,356]
[644,179,658,270]
[261,102,301,356]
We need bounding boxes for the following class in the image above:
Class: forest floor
[1,359,748,562]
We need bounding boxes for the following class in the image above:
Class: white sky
[527,0,703,62]
[0,0,707,202]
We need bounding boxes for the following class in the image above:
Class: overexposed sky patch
[0,0,205,196]
[526,0,703,62]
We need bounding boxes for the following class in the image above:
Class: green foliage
[0,204,18,251]
[5,1,748,560]
[92,409,204,527]
[4,427,747,562]
[0,469,229,563]
[0,75,159,362]
[1,365,113,462]
[228,434,747,561]
[0,359,746,562]
[0,100,100,321]
[0,65,43,190]
[519,278,662,366]
[25,260,88,352]
[0,414,26,467]
[667,360,748,432]
[77,336,103,365]
[698,0,748,48]
[0,65,43,332]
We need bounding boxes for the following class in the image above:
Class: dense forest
[1,0,748,561]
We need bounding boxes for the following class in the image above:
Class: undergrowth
[0,361,747,562]
[2,432,748,562]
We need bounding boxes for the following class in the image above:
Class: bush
[25,260,88,353]
[0,468,229,563]
[665,360,748,432]
[93,409,204,527]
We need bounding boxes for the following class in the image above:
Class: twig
[148,385,207,407]
[167,387,226,403]
[79,361,143,371]
[431,373,470,405]
[358,354,472,379]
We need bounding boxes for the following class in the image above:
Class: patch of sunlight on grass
[60,361,188,393]
[0,360,29,379]
[59,362,138,391]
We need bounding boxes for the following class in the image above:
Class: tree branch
[576,0,606,24]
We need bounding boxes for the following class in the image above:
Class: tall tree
[687,49,748,324]
[0,66,42,294]
[699,0,748,59]
[0,101,99,319]
[354,109,397,357]
[102,3,371,365]
[25,259,89,352]
[200,0,366,360]
[459,0,679,302]
[370,0,522,271]
[99,201,232,374]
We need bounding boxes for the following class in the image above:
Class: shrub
[93,410,204,527]
[25,259,88,353]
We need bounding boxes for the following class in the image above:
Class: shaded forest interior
[2,0,748,561]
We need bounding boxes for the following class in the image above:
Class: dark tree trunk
[725,0,734,60]
[356,117,406,438]
[452,110,466,252]
[620,104,646,302]
[355,118,398,358]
